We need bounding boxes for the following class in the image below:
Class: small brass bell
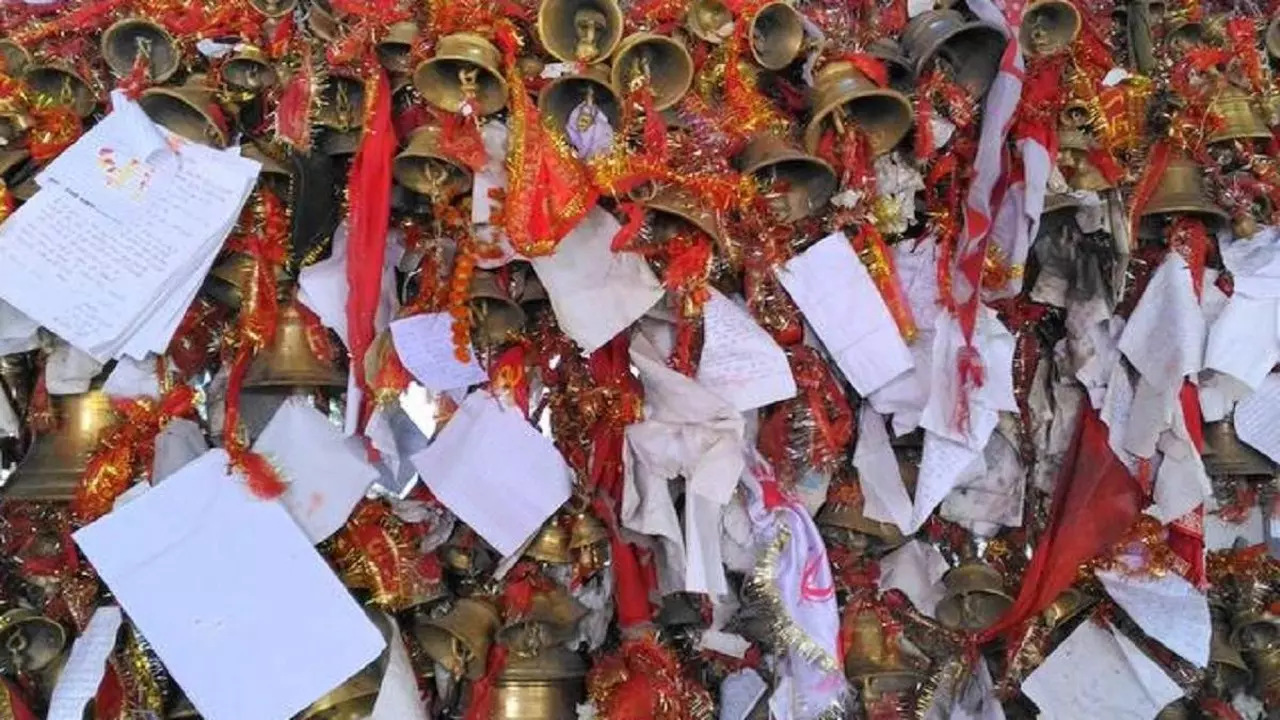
[867,38,914,92]
[611,33,693,111]
[203,251,284,311]
[1202,418,1276,476]
[3,387,115,502]
[537,0,624,64]
[1019,0,1081,57]
[101,18,180,84]
[843,607,928,700]
[737,133,837,222]
[224,46,278,95]
[934,562,1014,631]
[804,60,913,157]
[249,0,298,18]
[23,64,97,118]
[748,2,804,70]
[686,0,734,43]
[317,75,365,132]
[243,296,348,389]
[0,40,29,76]
[815,480,906,548]
[1137,152,1228,236]
[1208,612,1252,694]
[646,185,723,245]
[1040,587,1094,630]
[414,597,502,679]
[538,65,622,143]
[493,644,588,720]
[525,516,573,564]
[139,75,229,148]
[568,510,608,552]
[469,270,528,348]
[0,608,67,675]
[1268,15,1280,61]
[902,10,1008,98]
[377,22,419,75]
[392,125,473,203]
[413,33,509,116]
[1209,86,1272,144]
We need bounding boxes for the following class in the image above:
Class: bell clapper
[458,67,480,105]
[574,86,598,133]
[573,8,606,62]
[628,52,654,92]
[334,81,354,130]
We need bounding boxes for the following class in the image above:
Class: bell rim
[138,85,229,148]
[393,126,474,200]
[0,609,66,674]
[749,1,805,70]
[101,18,181,84]
[537,0,624,64]
[802,84,912,157]
[224,52,279,93]
[23,64,97,118]
[610,32,693,111]
[0,39,29,75]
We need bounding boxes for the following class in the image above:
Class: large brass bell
[934,562,1014,631]
[1137,152,1228,236]
[538,65,622,145]
[392,125,473,203]
[244,296,348,389]
[1019,0,1081,57]
[413,33,508,116]
[299,611,395,720]
[804,60,912,157]
[493,643,587,720]
[414,597,502,679]
[23,64,96,118]
[139,75,229,148]
[686,0,734,43]
[101,18,180,84]
[0,608,67,675]
[748,2,805,70]
[525,516,573,564]
[738,134,836,222]
[537,0,624,64]
[0,40,29,76]
[3,387,115,502]
[377,22,419,74]
[317,75,365,132]
[902,10,1008,98]
[1209,86,1271,144]
[1202,418,1276,476]
[843,607,928,700]
[611,33,693,111]
[469,270,528,348]
[224,47,278,95]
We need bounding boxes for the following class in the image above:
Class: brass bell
[1247,644,1280,709]
[1019,0,1081,57]
[1268,15,1280,61]
[101,18,180,84]
[843,607,928,699]
[494,644,587,720]
[934,562,1014,631]
[0,40,29,76]
[1040,587,1093,630]
[1209,86,1271,144]
[686,0,734,43]
[0,149,29,186]
[250,0,298,18]
[537,0,624,64]
[803,60,913,157]
[646,185,723,245]
[414,597,501,679]
[469,270,528,348]
[568,510,608,551]
[815,481,906,548]
[224,46,278,95]
[139,75,229,148]
[902,10,1008,98]
[319,129,362,158]
[499,588,587,646]
[1138,152,1228,236]
[0,608,67,675]
[299,611,395,720]
[748,2,804,70]
[244,296,348,389]
[738,133,837,222]
[317,75,365,132]
[392,125,473,203]
[867,38,914,92]
[377,22,419,75]
[525,516,573,564]
[1209,612,1252,694]
[538,65,622,143]
[3,387,115,502]
[1164,18,1205,50]
[240,141,293,194]
[413,33,508,116]
[611,33,693,111]
[307,0,341,42]
[1202,418,1276,476]
[23,64,97,118]
[203,251,285,311]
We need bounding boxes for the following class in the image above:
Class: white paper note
[47,605,123,720]
[389,312,487,393]
[719,669,768,720]
[1234,373,1280,464]
[254,397,380,543]
[911,431,984,532]
[776,232,914,395]
[1118,254,1204,391]
[878,540,950,616]
[410,392,572,556]
[854,405,913,532]
[695,290,797,411]
[531,208,664,353]
[74,450,385,720]
[1097,568,1211,667]
[1023,620,1182,720]
[370,618,429,720]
